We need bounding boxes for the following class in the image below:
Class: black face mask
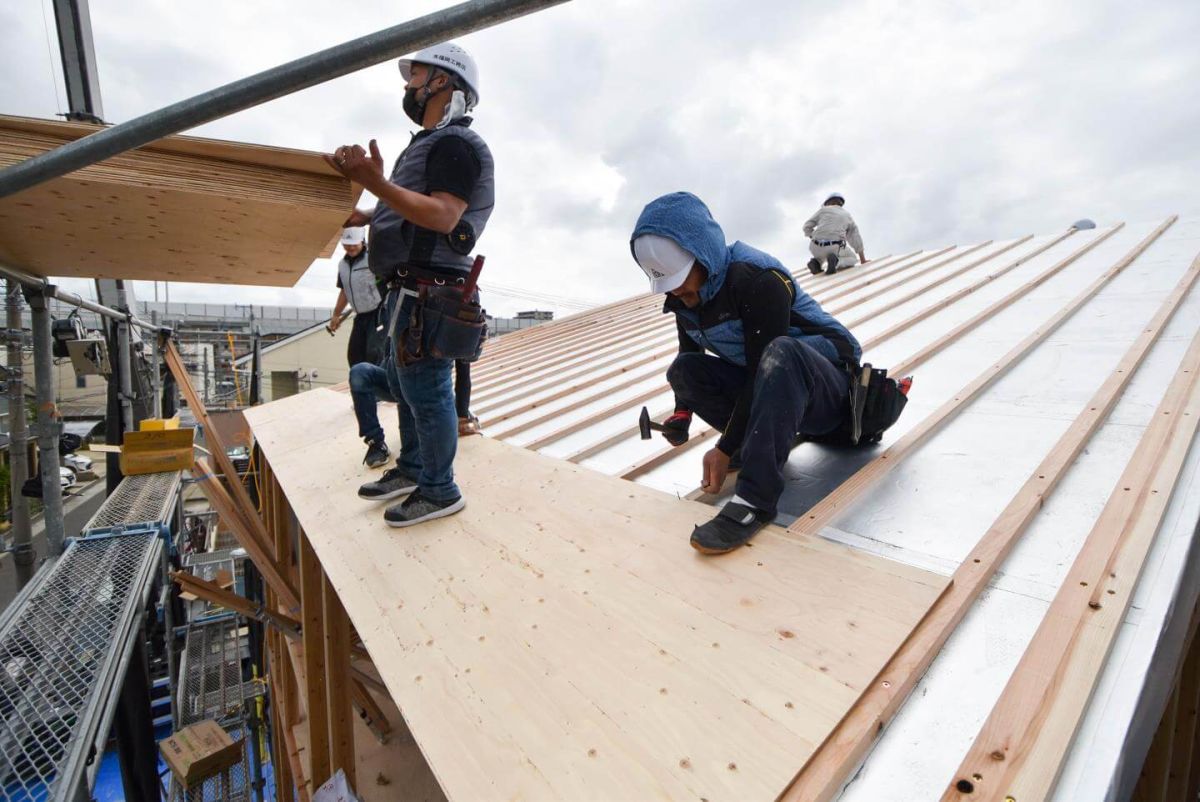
[402,85,426,125]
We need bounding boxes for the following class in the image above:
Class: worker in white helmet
[803,192,867,275]
[328,226,385,367]
[325,41,494,528]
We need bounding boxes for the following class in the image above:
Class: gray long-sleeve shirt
[803,206,864,253]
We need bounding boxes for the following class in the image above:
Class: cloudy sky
[2,0,1197,318]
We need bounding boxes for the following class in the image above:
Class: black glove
[662,410,692,446]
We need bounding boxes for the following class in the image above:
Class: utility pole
[5,280,33,586]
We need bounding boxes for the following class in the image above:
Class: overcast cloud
[2,0,1197,317]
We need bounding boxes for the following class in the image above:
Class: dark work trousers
[454,360,472,419]
[667,337,850,516]
[346,310,378,367]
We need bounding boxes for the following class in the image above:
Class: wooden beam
[487,360,668,438]
[783,218,1164,539]
[522,384,670,452]
[171,570,301,636]
[1134,687,1181,802]
[942,290,1200,801]
[778,233,1198,802]
[323,575,356,789]
[298,529,332,788]
[166,341,271,536]
[824,242,991,314]
[1164,606,1200,801]
[472,328,674,409]
[194,457,300,610]
[854,230,1076,343]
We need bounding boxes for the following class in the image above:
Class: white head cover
[825,192,845,203]
[398,42,481,109]
[340,227,366,246]
[633,234,696,294]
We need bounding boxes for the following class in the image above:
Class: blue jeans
[667,337,849,516]
[382,289,461,502]
[349,362,395,444]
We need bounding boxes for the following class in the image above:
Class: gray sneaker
[384,490,465,528]
[363,438,390,468]
[358,466,418,501]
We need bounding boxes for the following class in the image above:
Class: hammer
[638,406,669,440]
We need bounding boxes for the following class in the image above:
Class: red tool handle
[461,255,485,301]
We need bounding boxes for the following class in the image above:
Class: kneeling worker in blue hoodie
[631,192,862,554]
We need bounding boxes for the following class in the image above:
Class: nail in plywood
[246,387,951,802]
[0,114,360,286]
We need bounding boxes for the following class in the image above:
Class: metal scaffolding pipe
[115,281,135,433]
[26,290,66,557]
[0,0,569,198]
[6,280,34,586]
[0,262,164,334]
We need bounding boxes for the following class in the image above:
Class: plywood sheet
[246,388,951,802]
[0,114,360,285]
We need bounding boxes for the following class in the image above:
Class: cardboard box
[140,416,181,431]
[159,720,242,788]
[119,427,195,475]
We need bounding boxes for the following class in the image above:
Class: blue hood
[631,192,783,304]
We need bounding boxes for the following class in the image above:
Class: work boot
[458,415,481,437]
[357,465,418,501]
[690,500,772,554]
[384,490,465,528]
[806,258,823,275]
[363,438,390,468]
[825,254,839,275]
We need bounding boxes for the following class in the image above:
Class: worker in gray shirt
[804,192,867,275]
[328,226,384,366]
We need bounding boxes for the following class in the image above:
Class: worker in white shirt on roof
[803,192,867,276]
[328,226,385,366]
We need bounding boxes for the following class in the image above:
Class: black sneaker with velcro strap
[690,500,773,554]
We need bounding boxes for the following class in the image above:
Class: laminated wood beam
[778,232,1197,802]
[298,529,332,788]
[942,279,1200,801]
[323,575,356,789]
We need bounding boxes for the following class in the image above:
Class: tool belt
[811,363,909,447]
[388,283,488,367]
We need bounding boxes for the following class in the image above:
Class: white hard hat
[398,42,481,109]
[633,234,696,294]
[825,192,845,203]
[340,227,366,245]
